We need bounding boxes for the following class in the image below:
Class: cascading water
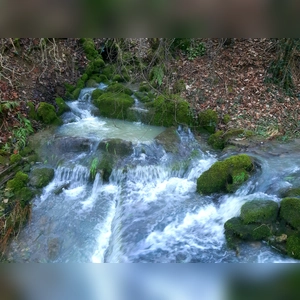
[6,84,300,263]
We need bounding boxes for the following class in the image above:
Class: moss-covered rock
[154,127,180,153]
[134,91,153,103]
[196,154,253,195]
[37,102,62,125]
[224,217,272,243]
[101,65,116,80]
[286,235,300,259]
[29,167,54,188]
[207,130,225,150]
[280,197,300,230]
[86,58,105,76]
[27,101,38,120]
[280,187,300,198]
[10,154,22,164]
[91,89,105,100]
[146,95,193,127]
[98,138,133,157]
[112,74,125,82]
[6,171,29,191]
[93,92,134,119]
[86,79,98,88]
[106,83,133,95]
[90,74,109,84]
[98,153,114,182]
[223,114,231,124]
[55,97,70,116]
[198,109,218,133]
[240,200,279,224]
[70,88,81,100]
[81,38,99,60]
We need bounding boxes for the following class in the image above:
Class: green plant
[12,115,34,150]
[186,42,206,60]
[150,66,164,86]
[90,158,99,180]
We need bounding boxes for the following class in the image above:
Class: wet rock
[53,182,70,195]
[29,167,54,188]
[280,197,300,230]
[52,137,92,153]
[197,154,254,195]
[47,237,62,260]
[98,138,133,157]
[240,200,279,224]
[155,127,180,153]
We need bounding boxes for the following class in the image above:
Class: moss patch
[98,138,133,156]
[10,154,22,164]
[196,154,253,195]
[6,171,29,191]
[29,167,54,188]
[93,92,134,119]
[98,153,114,182]
[280,197,300,230]
[27,101,38,120]
[147,95,193,127]
[240,200,279,224]
[286,235,300,259]
[198,109,218,133]
[37,102,62,125]
[224,217,272,242]
[91,89,105,100]
[55,97,70,116]
[208,130,225,150]
[106,83,133,95]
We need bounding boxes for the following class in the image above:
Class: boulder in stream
[154,127,180,153]
[29,167,54,188]
[98,138,133,157]
[196,154,254,195]
[280,197,300,230]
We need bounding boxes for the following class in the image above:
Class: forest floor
[1,38,300,153]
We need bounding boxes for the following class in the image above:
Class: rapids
[6,85,300,263]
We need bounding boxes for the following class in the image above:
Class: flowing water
[7,85,300,263]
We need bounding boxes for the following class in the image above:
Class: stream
[6,84,300,263]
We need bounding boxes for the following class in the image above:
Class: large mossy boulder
[198,109,218,133]
[280,197,300,230]
[6,171,29,191]
[98,138,133,157]
[240,200,279,224]
[286,235,300,259]
[37,102,62,125]
[91,89,105,100]
[106,83,133,96]
[93,92,134,119]
[29,168,54,188]
[196,154,253,195]
[146,95,193,127]
[224,217,272,243]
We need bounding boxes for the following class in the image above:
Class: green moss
[76,79,85,89]
[10,154,22,164]
[91,89,105,100]
[71,88,81,100]
[286,235,300,259]
[240,200,279,224]
[86,79,98,88]
[93,92,134,119]
[29,168,54,188]
[223,129,245,141]
[198,109,218,133]
[280,197,300,230]
[37,102,62,125]
[106,83,133,95]
[19,146,33,156]
[208,130,225,150]
[112,74,125,82]
[55,97,70,116]
[89,74,109,84]
[134,92,152,103]
[6,171,29,191]
[99,153,114,182]
[0,155,8,165]
[27,101,38,120]
[139,82,151,92]
[81,73,88,82]
[82,38,99,60]
[147,95,193,127]
[224,217,272,242]
[64,83,75,94]
[223,114,231,124]
[101,65,116,80]
[281,188,300,198]
[196,154,253,195]
[15,187,34,207]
